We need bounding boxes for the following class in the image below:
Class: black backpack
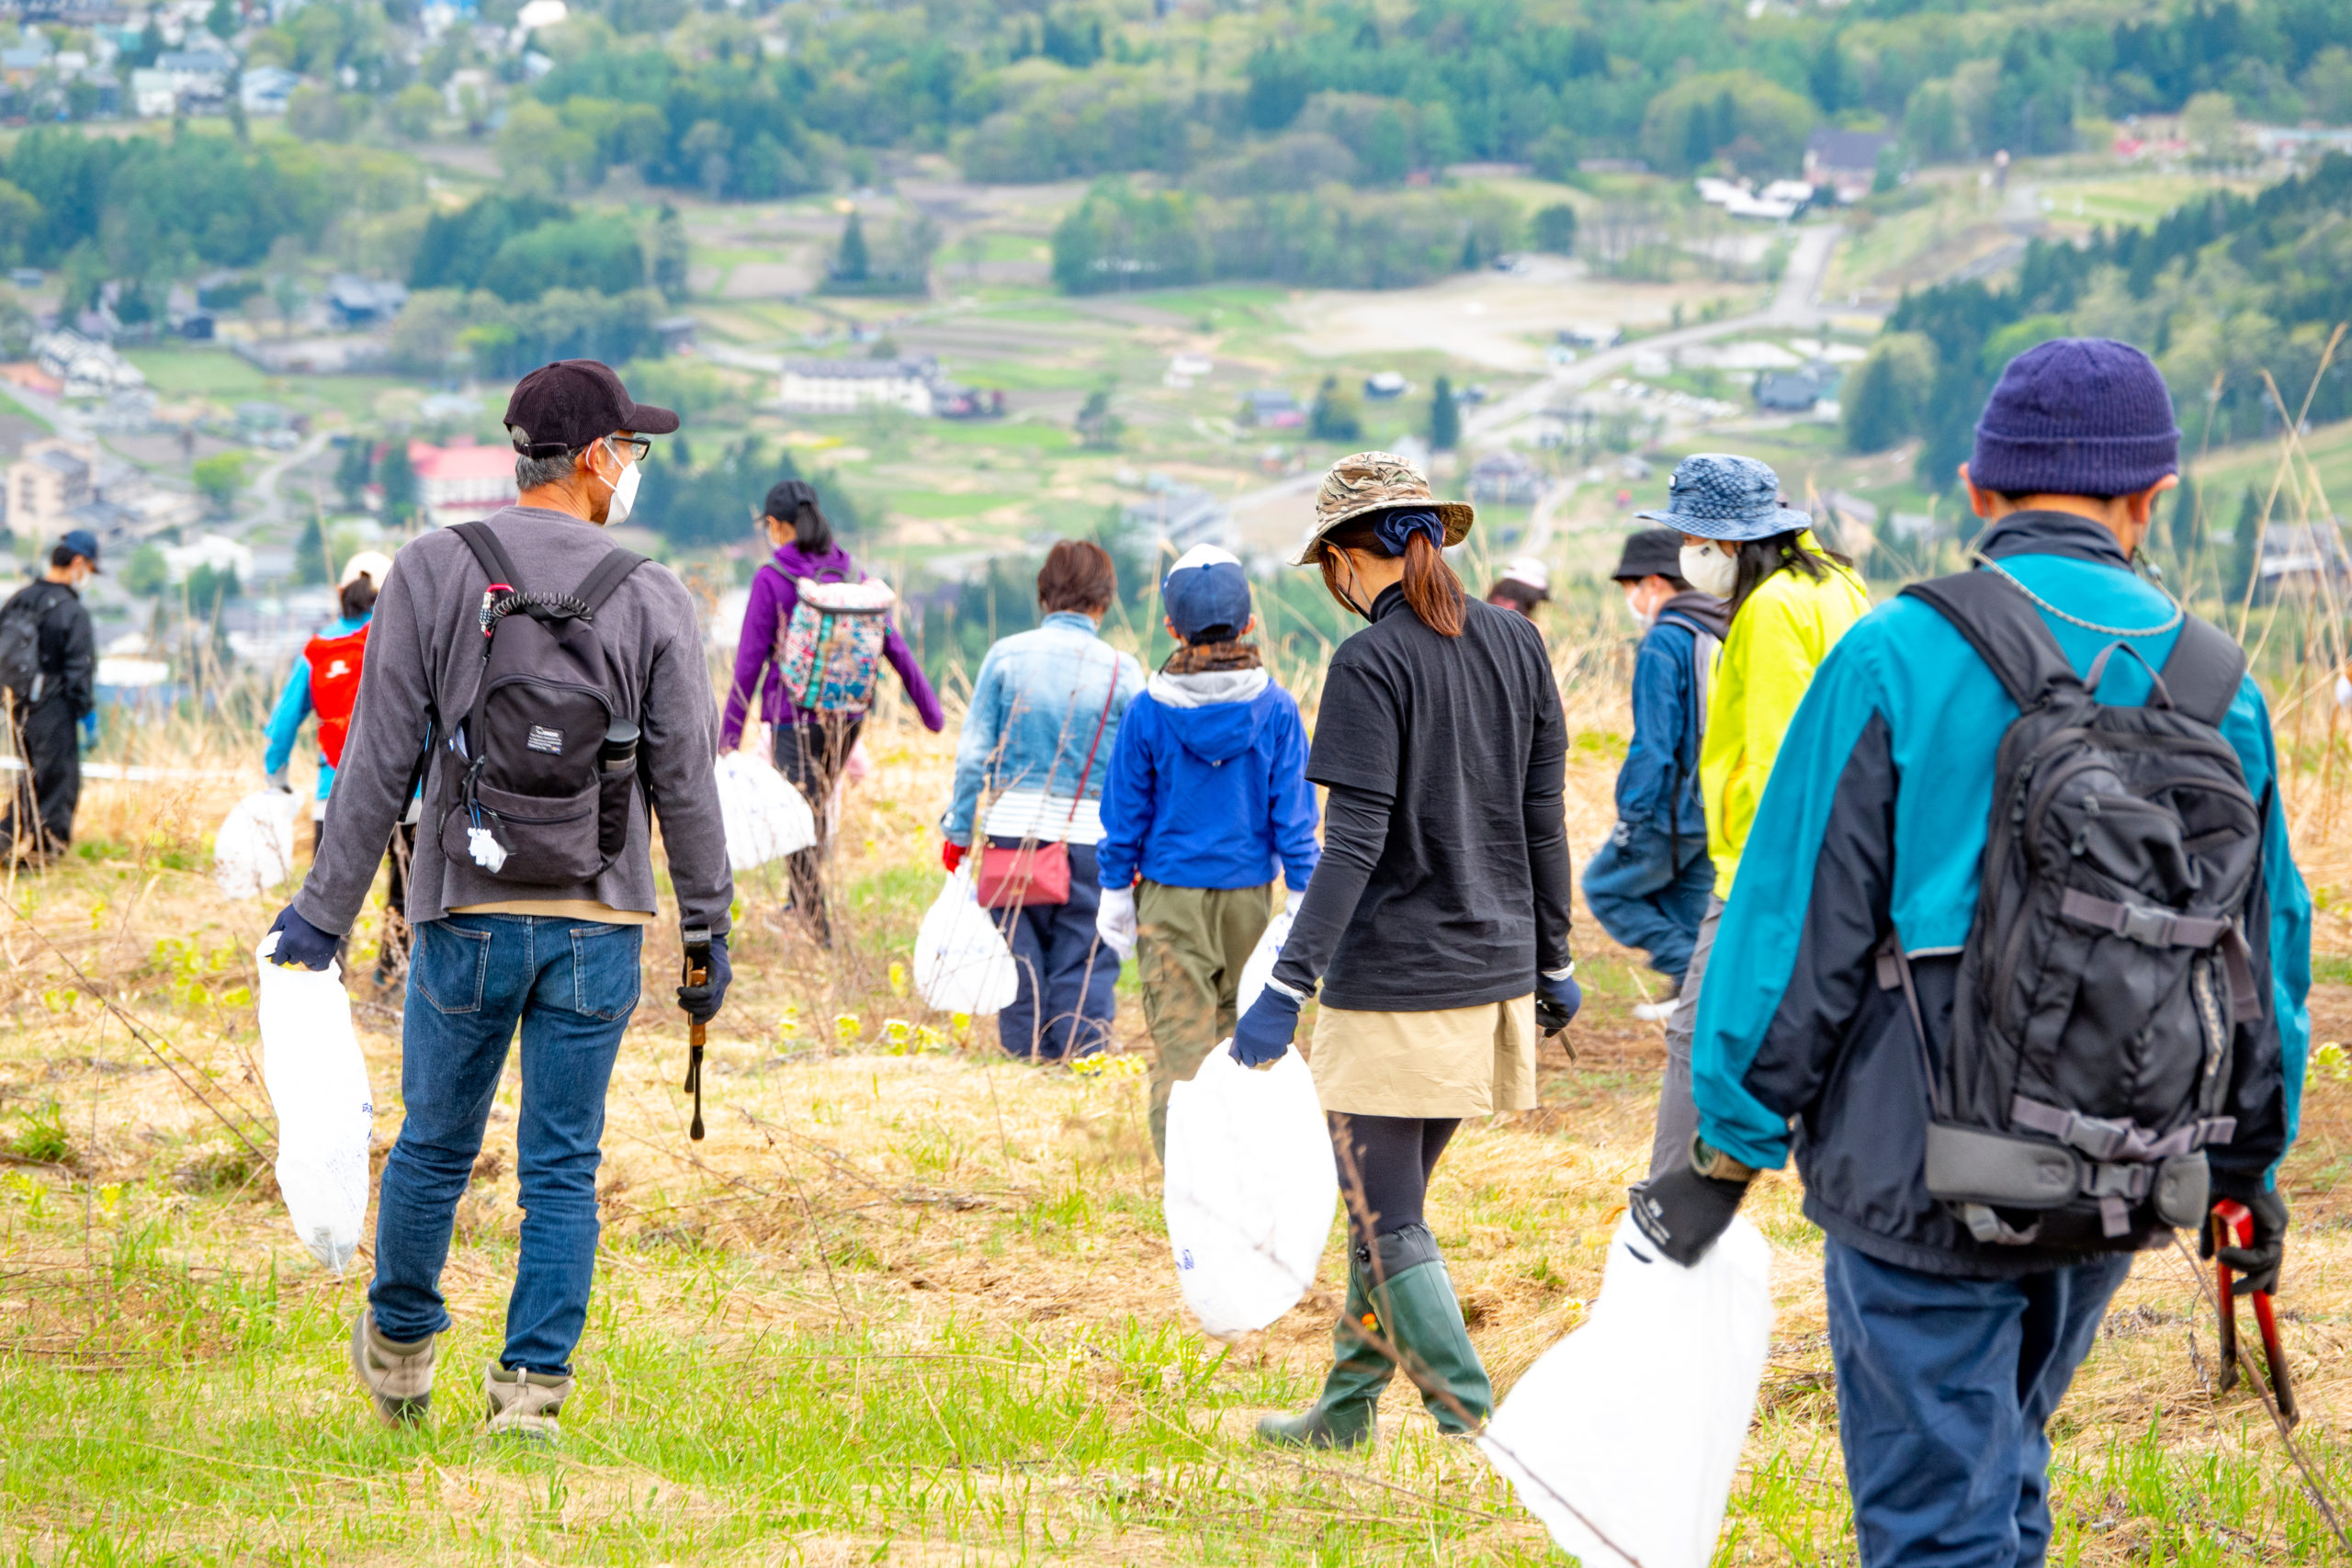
[1892,567,2267,1249]
[436,522,649,886]
[0,584,58,703]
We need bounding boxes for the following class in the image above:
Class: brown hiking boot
[485,1361,571,1440]
[349,1309,435,1427]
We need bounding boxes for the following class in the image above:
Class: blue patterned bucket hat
[1634,453,1812,542]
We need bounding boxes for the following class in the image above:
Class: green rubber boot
[1366,1224,1493,1437]
[1255,1252,1396,1450]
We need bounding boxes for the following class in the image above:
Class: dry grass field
[5,626,2352,1565]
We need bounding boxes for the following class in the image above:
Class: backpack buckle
[2116,903,2177,946]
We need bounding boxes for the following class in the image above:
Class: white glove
[1285,886,1307,915]
[1096,885,1137,960]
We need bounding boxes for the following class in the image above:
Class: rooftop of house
[782,356,941,380]
[1805,128,1894,172]
[408,440,520,484]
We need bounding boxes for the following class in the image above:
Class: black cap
[1611,526,1685,582]
[503,359,680,459]
[763,479,819,521]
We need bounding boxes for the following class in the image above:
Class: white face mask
[600,438,641,525]
[1620,586,1656,630]
[1680,540,1739,600]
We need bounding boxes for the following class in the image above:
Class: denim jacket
[943,613,1145,846]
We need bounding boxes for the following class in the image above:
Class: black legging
[1329,1112,1460,1247]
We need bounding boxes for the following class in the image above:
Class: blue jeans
[1581,821,1713,984]
[992,839,1116,1062]
[1826,1239,2132,1567]
[370,914,642,1376]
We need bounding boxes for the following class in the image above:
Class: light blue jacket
[943,612,1145,844]
[264,612,370,804]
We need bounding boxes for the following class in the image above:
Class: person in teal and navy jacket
[1626,339,2311,1567]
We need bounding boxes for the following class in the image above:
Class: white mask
[601,439,641,525]
[1620,588,1656,631]
[1680,540,1739,600]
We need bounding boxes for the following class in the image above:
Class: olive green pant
[1138,879,1277,1162]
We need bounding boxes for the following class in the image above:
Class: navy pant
[1826,1238,2132,1567]
[992,839,1116,1062]
[1581,821,1713,985]
[371,914,641,1376]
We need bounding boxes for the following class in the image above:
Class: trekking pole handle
[2214,1199,2298,1423]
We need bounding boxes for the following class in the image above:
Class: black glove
[675,932,730,1025]
[266,904,340,972]
[1535,969,1582,1037]
[1628,1159,1750,1267]
[2202,1183,2288,1295]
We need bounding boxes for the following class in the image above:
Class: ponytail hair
[1315,513,1466,637]
[763,479,832,556]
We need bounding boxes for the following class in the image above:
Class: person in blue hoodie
[1095,546,1321,1159]
[1583,528,1727,1030]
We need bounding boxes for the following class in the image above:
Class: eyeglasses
[605,434,652,463]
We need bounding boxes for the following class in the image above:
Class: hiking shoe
[485,1361,571,1440]
[349,1309,435,1427]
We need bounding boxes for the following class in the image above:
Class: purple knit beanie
[1971,337,2179,498]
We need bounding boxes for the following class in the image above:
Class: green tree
[1640,71,1815,175]
[388,83,439,142]
[2225,487,2262,605]
[834,213,870,284]
[185,563,241,618]
[1532,203,1577,255]
[1075,387,1123,450]
[652,203,690,301]
[334,436,374,506]
[1427,375,1460,452]
[207,0,238,40]
[2166,479,2203,564]
[192,452,248,513]
[1841,333,1938,455]
[379,444,419,525]
[295,513,329,586]
[121,544,168,597]
[1309,375,1362,443]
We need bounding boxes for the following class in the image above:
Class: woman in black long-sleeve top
[1232,451,1581,1450]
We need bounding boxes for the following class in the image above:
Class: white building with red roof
[406,438,518,529]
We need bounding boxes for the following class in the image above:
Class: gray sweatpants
[1647,895,1724,1178]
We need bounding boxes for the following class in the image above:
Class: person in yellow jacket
[1633,454,1869,1174]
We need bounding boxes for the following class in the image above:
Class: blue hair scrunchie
[1373,507,1443,558]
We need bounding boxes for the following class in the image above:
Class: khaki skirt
[1306,995,1539,1119]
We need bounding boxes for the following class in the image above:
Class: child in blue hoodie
[1096,546,1321,1159]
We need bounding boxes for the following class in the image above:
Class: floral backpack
[770,565,897,715]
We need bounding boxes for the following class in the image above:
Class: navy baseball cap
[1161,545,1253,644]
[1635,453,1811,542]
[59,528,100,568]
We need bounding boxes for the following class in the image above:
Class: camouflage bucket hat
[1293,450,1476,566]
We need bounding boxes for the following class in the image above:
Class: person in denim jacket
[941,540,1145,1061]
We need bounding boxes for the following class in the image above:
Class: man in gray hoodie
[266,360,734,1439]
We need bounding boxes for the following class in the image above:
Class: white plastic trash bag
[714,751,819,871]
[255,931,375,1273]
[1163,1044,1338,1337]
[1234,904,1295,1015]
[1479,1213,1773,1568]
[214,788,301,900]
[912,867,1020,1016]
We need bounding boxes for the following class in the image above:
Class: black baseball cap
[503,359,680,459]
[763,479,819,520]
[1611,527,1685,582]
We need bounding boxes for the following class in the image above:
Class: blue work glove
[1230,984,1302,1067]
[78,711,98,756]
[1534,966,1583,1037]
[676,932,731,1025]
[266,904,341,972]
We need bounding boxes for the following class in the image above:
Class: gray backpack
[436,522,648,886]
[1891,568,2266,1249]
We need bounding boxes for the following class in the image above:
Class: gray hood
[1146,668,1270,709]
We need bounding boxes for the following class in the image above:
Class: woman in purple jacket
[724,479,944,943]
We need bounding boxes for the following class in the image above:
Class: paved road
[1464,221,1846,446]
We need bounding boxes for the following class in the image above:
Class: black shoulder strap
[2155,614,2247,729]
[452,521,524,590]
[1899,570,2082,713]
[573,548,648,615]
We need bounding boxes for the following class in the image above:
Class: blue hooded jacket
[1617,591,1728,841]
[1096,664,1321,893]
[1690,511,2310,1280]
